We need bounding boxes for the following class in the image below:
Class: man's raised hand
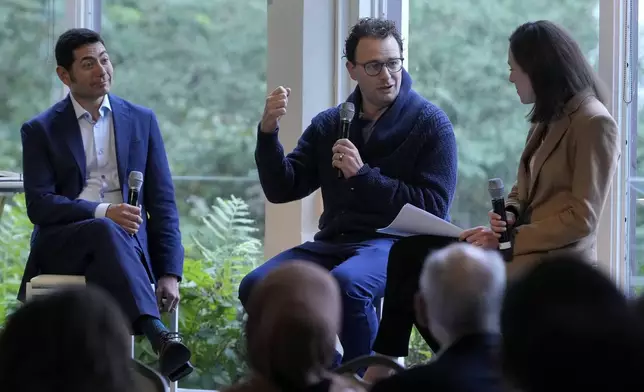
[260,86,291,133]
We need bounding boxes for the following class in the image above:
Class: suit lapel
[527,116,571,199]
[514,123,540,205]
[110,95,132,198]
[525,91,593,199]
[56,97,86,182]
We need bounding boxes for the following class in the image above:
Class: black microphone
[128,171,143,207]
[337,102,355,178]
[488,178,513,261]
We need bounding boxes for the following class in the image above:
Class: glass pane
[407,0,600,362]
[0,0,66,171]
[0,0,66,318]
[101,1,267,389]
[408,0,600,230]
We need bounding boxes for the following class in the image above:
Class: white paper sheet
[377,203,464,238]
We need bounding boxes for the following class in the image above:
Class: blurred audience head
[55,28,113,101]
[508,20,607,122]
[501,253,644,391]
[416,243,506,347]
[245,261,342,390]
[344,18,405,113]
[0,285,134,392]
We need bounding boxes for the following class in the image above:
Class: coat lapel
[56,96,86,182]
[516,124,539,203]
[525,91,593,199]
[526,119,568,198]
[109,95,132,199]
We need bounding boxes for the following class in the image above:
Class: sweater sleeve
[349,109,457,219]
[254,118,323,204]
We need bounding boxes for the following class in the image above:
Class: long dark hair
[509,20,608,123]
[0,286,135,392]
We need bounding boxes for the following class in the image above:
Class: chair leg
[170,304,179,333]
[25,282,32,302]
[169,305,179,392]
[0,195,6,221]
[375,297,384,320]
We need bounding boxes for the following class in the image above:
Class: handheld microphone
[488,178,513,261]
[337,102,356,178]
[127,171,143,207]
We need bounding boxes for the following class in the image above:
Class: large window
[407,0,600,229]
[0,0,66,320]
[0,0,635,389]
[101,0,266,389]
[0,0,66,171]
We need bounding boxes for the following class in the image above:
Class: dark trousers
[238,237,395,364]
[372,234,458,357]
[29,218,160,327]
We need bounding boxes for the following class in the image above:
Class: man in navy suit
[17,28,192,381]
[370,243,505,392]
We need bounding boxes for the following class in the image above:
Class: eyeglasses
[355,58,404,76]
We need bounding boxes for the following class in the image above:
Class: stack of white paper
[378,203,463,238]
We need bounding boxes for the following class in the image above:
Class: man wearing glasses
[240,17,458,367]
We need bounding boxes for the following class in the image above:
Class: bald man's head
[245,261,342,389]
[417,243,506,345]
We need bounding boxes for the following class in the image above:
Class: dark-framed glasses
[356,58,404,76]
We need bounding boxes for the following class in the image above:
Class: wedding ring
[339,153,345,161]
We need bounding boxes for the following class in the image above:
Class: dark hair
[344,17,403,63]
[55,28,105,70]
[501,254,644,391]
[509,20,608,123]
[0,286,135,392]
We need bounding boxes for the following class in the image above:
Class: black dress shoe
[168,361,194,382]
[157,332,192,380]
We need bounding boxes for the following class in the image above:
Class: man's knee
[332,269,380,304]
[86,218,129,242]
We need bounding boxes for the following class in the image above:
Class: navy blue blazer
[17,94,183,300]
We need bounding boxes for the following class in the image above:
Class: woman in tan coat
[461,20,620,276]
[363,20,620,383]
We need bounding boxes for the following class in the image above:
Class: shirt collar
[70,93,112,120]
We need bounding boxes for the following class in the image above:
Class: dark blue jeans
[238,237,395,365]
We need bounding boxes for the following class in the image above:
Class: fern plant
[191,195,261,289]
[135,195,261,390]
[406,326,434,367]
[0,194,31,323]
